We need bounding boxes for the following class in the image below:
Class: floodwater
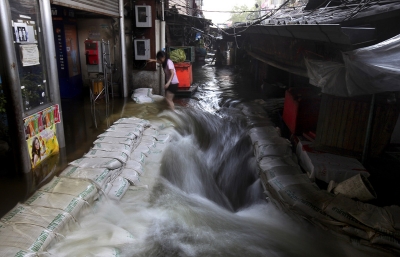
[48,63,375,256]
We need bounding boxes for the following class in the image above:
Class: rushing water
[48,65,374,257]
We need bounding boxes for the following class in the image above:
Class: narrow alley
[0,0,400,256]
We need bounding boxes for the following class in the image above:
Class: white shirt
[164,59,179,84]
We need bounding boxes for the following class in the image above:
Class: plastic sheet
[305,34,400,96]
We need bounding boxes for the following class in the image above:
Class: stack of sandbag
[249,126,291,161]
[0,203,78,256]
[0,116,175,256]
[131,88,154,104]
[244,102,400,255]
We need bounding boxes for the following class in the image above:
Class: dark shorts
[166,83,179,94]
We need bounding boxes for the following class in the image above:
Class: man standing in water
[148,51,179,109]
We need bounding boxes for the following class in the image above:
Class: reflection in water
[49,66,372,256]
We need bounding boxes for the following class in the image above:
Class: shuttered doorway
[51,0,119,17]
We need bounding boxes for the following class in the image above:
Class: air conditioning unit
[135,5,152,27]
[134,39,150,60]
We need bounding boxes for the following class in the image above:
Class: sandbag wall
[0,116,172,257]
[238,100,400,256]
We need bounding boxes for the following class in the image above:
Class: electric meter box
[135,5,152,27]
[134,39,150,60]
[85,40,103,73]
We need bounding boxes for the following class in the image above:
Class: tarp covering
[305,34,400,96]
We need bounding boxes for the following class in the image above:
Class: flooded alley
[43,63,381,257]
[1,0,400,256]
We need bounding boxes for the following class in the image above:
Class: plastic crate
[282,87,321,135]
[175,62,192,88]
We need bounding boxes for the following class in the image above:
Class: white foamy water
[47,107,374,257]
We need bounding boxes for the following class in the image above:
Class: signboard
[23,105,61,169]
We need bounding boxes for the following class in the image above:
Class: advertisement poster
[24,105,61,169]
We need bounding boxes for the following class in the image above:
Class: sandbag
[1,204,76,235]
[151,95,165,102]
[114,118,150,127]
[278,183,336,223]
[267,174,312,193]
[149,120,174,130]
[39,177,98,204]
[342,226,373,240]
[323,195,388,234]
[69,157,123,170]
[131,88,153,104]
[94,137,133,146]
[25,192,87,220]
[258,156,299,171]
[371,233,400,251]
[0,222,56,254]
[70,247,121,257]
[59,166,114,190]
[135,144,152,156]
[2,248,36,257]
[110,123,145,132]
[296,139,369,183]
[133,88,152,95]
[138,140,155,149]
[254,140,292,160]
[106,127,142,137]
[156,134,171,143]
[385,205,400,231]
[91,143,133,156]
[97,131,137,140]
[248,126,280,141]
[261,165,303,181]
[104,177,130,201]
[141,135,156,143]
[132,95,154,104]
[84,149,129,164]
[143,128,158,137]
[130,150,146,164]
[120,169,140,186]
[125,160,144,175]
[332,174,377,202]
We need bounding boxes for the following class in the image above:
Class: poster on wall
[20,44,40,66]
[14,22,28,43]
[23,105,61,169]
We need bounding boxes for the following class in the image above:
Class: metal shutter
[51,0,119,17]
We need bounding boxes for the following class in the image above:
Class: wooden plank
[343,99,356,151]
[357,101,369,153]
[315,94,328,147]
[337,99,350,149]
[345,101,360,151]
[325,97,339,147]
[331,98,344,148]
